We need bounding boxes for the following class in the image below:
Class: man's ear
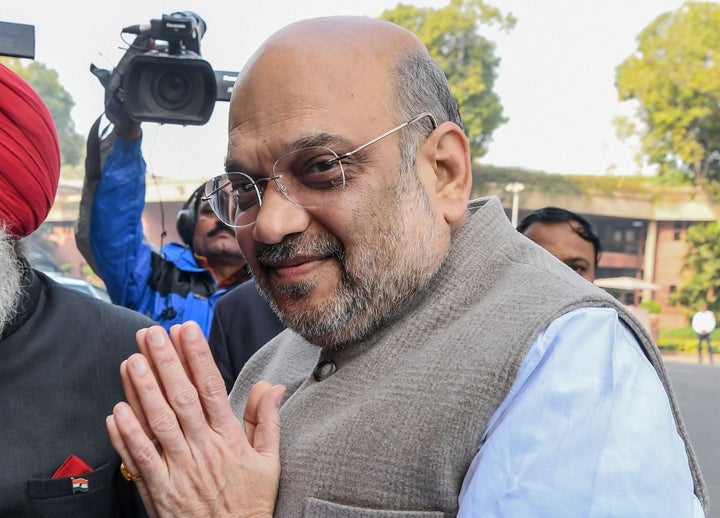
[420,121,472,226]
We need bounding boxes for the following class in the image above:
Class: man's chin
[271,280,313,301]
[257,276,325,325]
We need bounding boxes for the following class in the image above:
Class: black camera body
[107,12,235,126]
[123,48,217,126]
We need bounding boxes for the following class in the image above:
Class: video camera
[93,11,236,126]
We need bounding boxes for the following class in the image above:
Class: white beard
[0,228,24,338]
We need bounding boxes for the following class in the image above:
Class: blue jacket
[76,122,237,337]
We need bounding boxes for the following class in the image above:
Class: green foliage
[0,57,84,168]
[615,2,720,184]
[473,165,583,196]
[381,0,516,158]
[473,164,685,198]
[671,221,720,314]
[640,299,662,314]
[81,264,105,287]
[657,326,718,353]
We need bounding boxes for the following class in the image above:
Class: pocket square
[52,454,92,479]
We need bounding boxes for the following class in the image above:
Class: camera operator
[76,13,286,381]
[75,94,250,339]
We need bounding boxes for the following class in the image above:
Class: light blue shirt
[458,307,704,517]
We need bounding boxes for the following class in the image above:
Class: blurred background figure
[692,304,716,364]
[208,279,285,392]
[517,206,601,282]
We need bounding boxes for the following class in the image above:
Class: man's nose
[252,179,311,244]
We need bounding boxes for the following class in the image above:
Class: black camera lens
[154,69,193,110]
[124,53,217,125]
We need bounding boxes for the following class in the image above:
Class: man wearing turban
[0,63,151,517]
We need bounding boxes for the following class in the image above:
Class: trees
[1,57,84,168]
[617,3,720,317]
[672,221,720,315]
[615,2,720,184]
[381,0,515,158]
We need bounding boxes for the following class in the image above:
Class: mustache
[207,222,235,237]
[256,233,344,265]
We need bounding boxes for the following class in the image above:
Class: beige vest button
[313,359,337,381]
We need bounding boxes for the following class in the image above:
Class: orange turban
[0,63,60,238]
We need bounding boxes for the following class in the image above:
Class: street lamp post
[505,181,525,226]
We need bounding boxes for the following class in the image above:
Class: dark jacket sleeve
[75,115,112,274]
[208,280,285,392]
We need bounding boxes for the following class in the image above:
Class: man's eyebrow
[567,257,591,266]
[224,158,251,174]
[225,132,351,173]
[278,133,350,155]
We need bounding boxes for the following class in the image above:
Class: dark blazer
[209,279,285,392]
[1,268,151,517]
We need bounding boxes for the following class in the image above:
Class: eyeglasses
[202,112,437,228]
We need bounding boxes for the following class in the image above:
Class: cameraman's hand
[105,90,141,140]
[91,34,154,140]
[106,323,284,518]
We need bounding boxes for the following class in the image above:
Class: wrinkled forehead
[229,43,391,147]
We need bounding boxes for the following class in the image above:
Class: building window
[593,218,647,255]
[673,221,687,241]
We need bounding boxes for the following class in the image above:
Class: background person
[107,17,706,517]
[517,206,601,282]
[692,304,716,364]
[0,63,151,517]
[208,278,285,393]
[75,77,251,338]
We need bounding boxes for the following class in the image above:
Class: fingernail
[130,356,147,374]
[147,327,165,347]
[116,405,129,418]
[183,322,199,340]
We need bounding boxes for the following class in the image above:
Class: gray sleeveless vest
[230,196,706,516]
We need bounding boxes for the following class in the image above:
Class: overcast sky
[3,0,688,179]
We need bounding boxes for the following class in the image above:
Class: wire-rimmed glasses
[202,112,438,228]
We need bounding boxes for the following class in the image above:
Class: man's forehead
[526,221,590,248]
[231,48,393,118]
[227,78,392,168]
[228,16,426,118]
[225,17,427,166]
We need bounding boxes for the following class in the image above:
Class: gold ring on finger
[120,461,143,482]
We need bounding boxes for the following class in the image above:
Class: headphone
[175,185,205,247]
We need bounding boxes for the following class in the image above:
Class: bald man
[108,17,706,516]
[0,63,151,516]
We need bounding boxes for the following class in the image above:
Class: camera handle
[90,33,152,138]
